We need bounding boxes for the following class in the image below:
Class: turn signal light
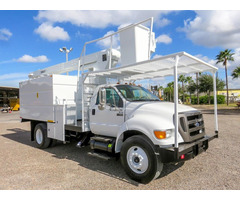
[154,131,166,139]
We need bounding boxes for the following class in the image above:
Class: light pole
[59,47,73,75]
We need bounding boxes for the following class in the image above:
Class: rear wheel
[34,123,51,149]
[120,135,163,184]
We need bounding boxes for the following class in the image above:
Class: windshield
[115,85,160,102]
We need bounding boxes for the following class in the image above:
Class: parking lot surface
[0,109,239,190]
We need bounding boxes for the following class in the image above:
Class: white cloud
[155,18,171,27]
[17,55,49,63]
[0,59,15,65]
[118,23,132,30]
[0,73,28,87]
[194,54,218,66]
[96,30,119,49]
[231,48,240,69]
[35,10,172,29]
[156,34,172,44]
[194,48,240,71]
[34,11,173,43]
[228,75,240,89]
[34,23,70,42]
[180,11,240,48]
[0,72,27,81]
[0,28,12,41]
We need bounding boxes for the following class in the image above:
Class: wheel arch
[30,120,47,141]
[115,129,155,153]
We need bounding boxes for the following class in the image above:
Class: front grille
[190,130,200,137]
[187,113,202,121]
[178,111,205,142]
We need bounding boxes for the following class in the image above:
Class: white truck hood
[126,101,197,116]
[125,101,198,145]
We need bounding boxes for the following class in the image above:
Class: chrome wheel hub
[36,129,43,144]
[127,146,149,174]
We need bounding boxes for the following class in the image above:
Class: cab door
[90,87,124,137]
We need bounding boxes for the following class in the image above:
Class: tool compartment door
[47,105,65,141]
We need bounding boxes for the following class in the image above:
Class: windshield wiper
[147,99,160,101]
[132,99,160,102]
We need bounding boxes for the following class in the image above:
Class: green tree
[195,72,202,104]
[216,49,235,105]
[178,75,187,103]
[164,82,174,102]
[157,85,164,99]
[184,76,194,103]
[187,82,196,103]
[186,76,193,84]
[199,74,225,104]
[232,66,240,79]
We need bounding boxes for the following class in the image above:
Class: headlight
[154,129,172,139]
[165,129,172,138]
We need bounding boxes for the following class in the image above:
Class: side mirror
[98,88,106,110]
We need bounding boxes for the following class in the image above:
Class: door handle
[117,112,123,116]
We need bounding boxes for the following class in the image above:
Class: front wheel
[120,135,163,184]
[34,123,51,149]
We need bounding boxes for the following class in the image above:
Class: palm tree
[157,86,164,99]
[186,76,193,86]
[232,66,240,79]
[165,82,174,102]
[216,49,235,105]
[196,72,201,105]
[185,76,195,103]
[178,75,187,103]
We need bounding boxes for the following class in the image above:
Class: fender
[115,122,128,153]
[115,112,184,153]
[115,125,152,153]
[115,119,157,153]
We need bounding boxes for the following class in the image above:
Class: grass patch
[190,103,238,109]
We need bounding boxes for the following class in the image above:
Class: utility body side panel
[20,76,54,121]
[20,75,77,141]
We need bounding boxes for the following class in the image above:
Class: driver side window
[96,87,123,107]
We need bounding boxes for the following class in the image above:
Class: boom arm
[28,49,120,79]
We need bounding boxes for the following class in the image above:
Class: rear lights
[180,154,185,160]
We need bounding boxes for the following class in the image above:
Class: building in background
[217,89,240,102]
[0,86,19,108]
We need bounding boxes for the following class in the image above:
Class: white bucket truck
[20,18,218,183]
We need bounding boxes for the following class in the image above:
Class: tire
[34,123,51,149]
[120,135,163,184]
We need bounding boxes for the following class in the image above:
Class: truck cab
[90,83,204,145]
[87,83,210,183]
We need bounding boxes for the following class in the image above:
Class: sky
[1,9,240,89]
